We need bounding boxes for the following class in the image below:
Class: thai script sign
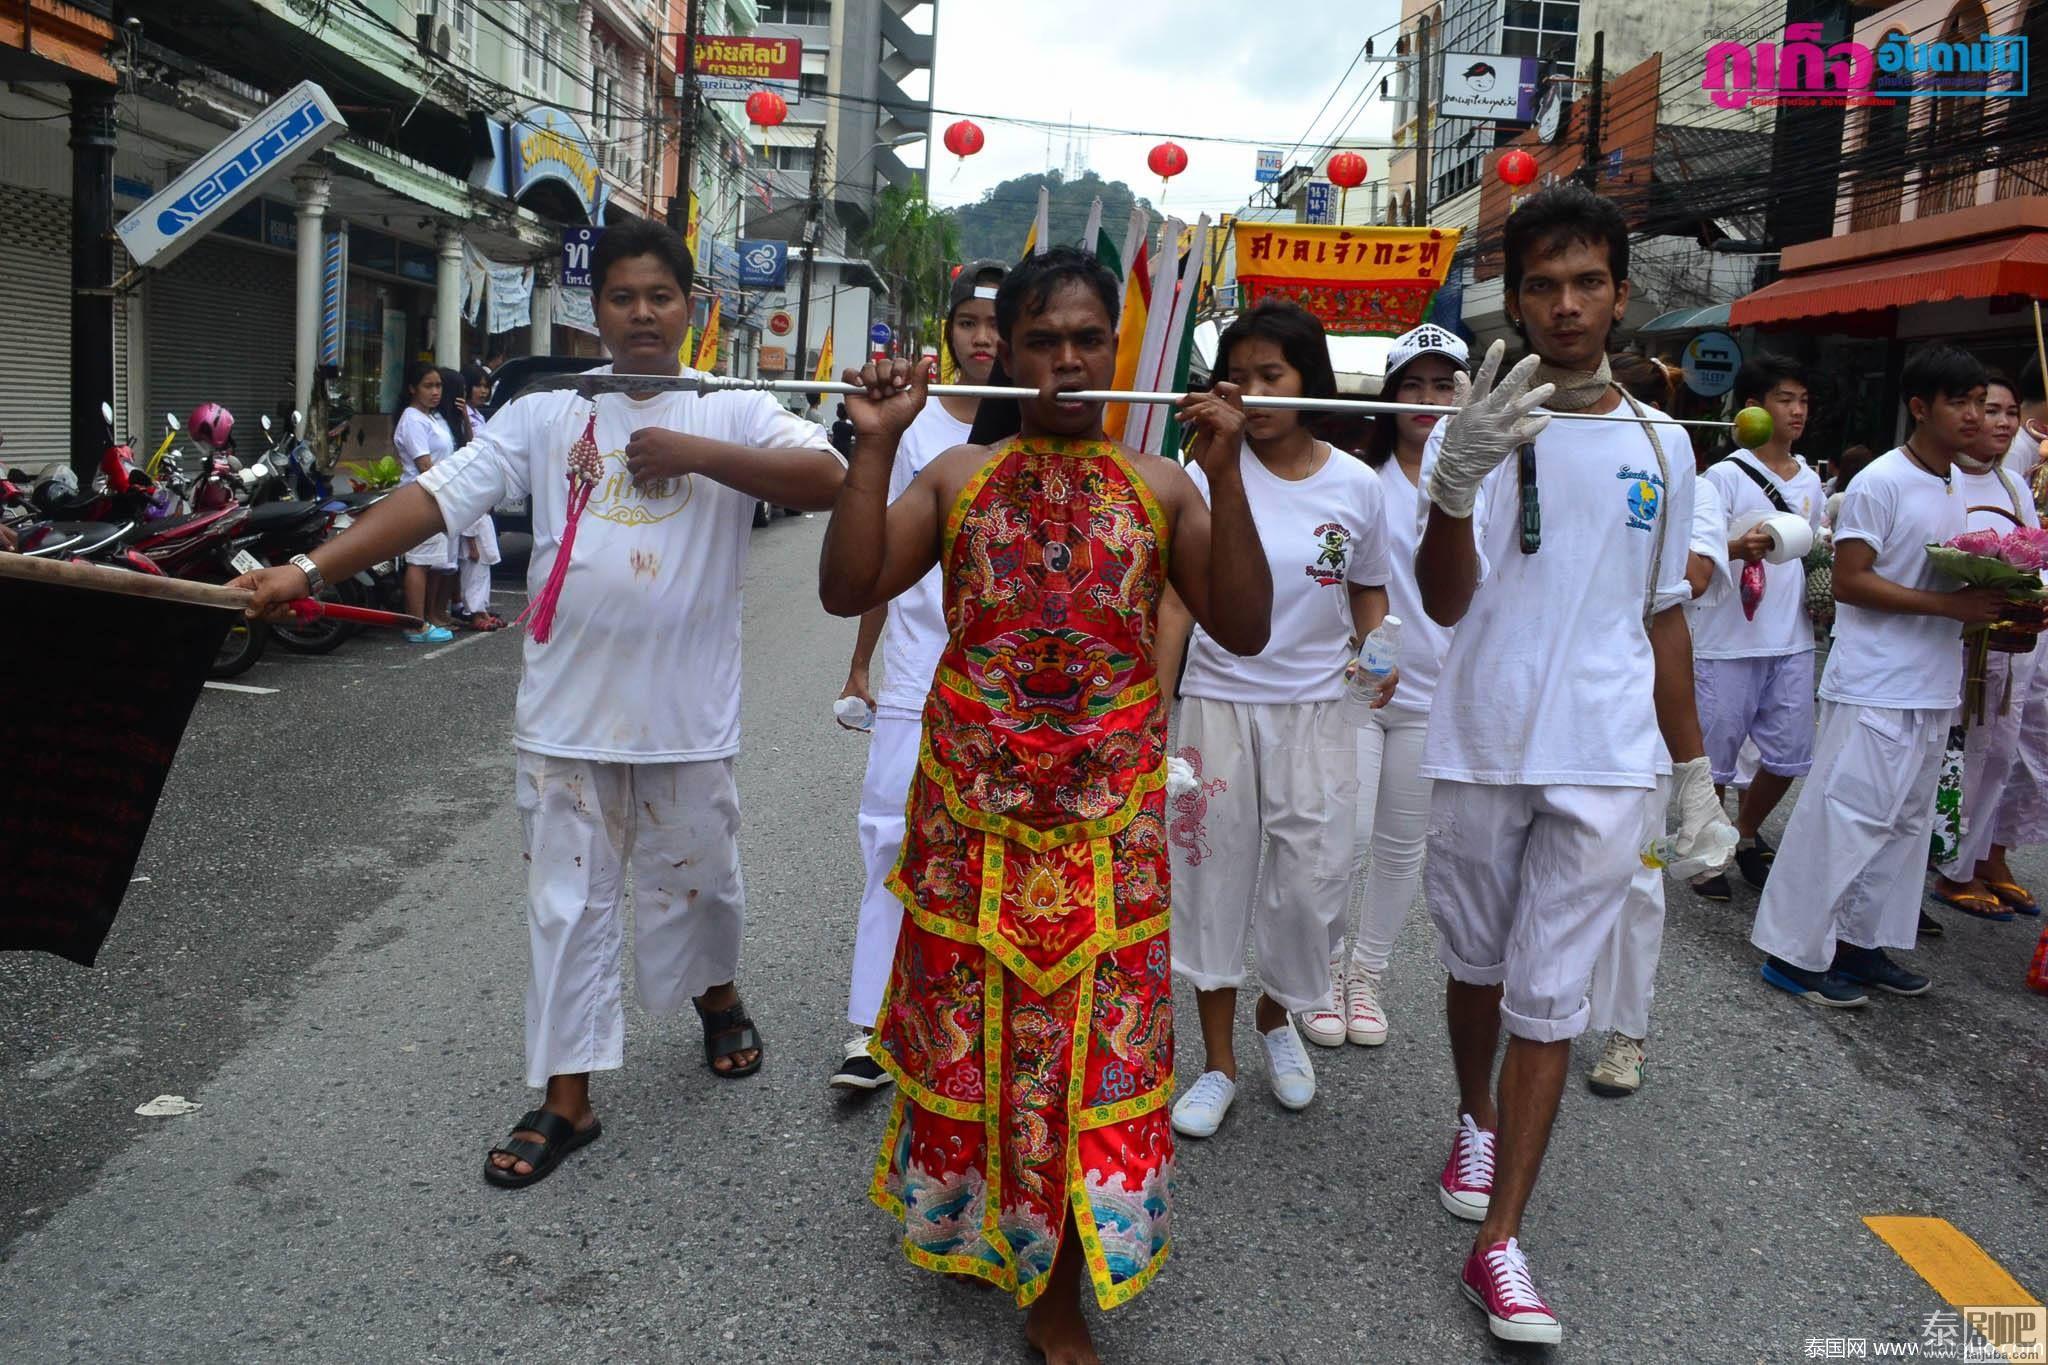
[688,34,805,102]
[509,107,603,218]
[1702,23,2028,110]
[1232,224,1462,336]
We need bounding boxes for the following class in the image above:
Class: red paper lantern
[1498,149,1538,187]
[1327,151,1368,189]
[942,118,985,159]
[745,90,788,130]
[1147,141,1189,180]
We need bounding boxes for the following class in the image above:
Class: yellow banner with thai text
[1232,224,1462,336]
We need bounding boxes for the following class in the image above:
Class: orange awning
[1730,232,2048,328]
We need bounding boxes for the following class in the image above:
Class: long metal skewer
[524,371,1752,432]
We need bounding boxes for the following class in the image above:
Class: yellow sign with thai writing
[1232,223,1462,336]
[511,107,602,218]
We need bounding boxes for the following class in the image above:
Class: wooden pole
[0,552,249,612]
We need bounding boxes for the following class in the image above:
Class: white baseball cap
[1385,323,1471,380]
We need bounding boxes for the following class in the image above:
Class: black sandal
[694,998,765,1078]
[483,1108,602,1189]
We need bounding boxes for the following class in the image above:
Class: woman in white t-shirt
[1330,323,1471,1050]
[449,364,506,631]
[390,361,459,642]
[1154,301,1393,1139]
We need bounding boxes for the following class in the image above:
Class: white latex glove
[1166,755,1197,799]
[1424,339,1557,519]
[1666,756,1737,879]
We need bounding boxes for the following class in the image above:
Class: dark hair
[946,264,1005,368]
[1503,181,1629,295]
[2021,354,2045,406]
[392,359,440,422]
[1900,343,1989,411]
[1836,443,1875,490]
[590,217,693,296]
[1366,351,1469,466]
[1611,350,1676,409]
[994,245,1119,341]
[461,363,491,396]
[1733,353,1809,409]
[435,366,471,445]
[1465,62,1495,78]
[1215,301,1338,426]
[1982,366,2018,403]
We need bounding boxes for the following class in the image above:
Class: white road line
[203,681,280,695]
[419,630,497,661]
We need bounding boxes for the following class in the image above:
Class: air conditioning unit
[414,13,451,58]
[435,23,452,58]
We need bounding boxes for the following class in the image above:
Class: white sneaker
[1346,962,1389,1047]
[1261,1019,1317,1110]
[1170,1069,1237,1138]
[1298,955,1347,1047]
[1587,1032,1645,1097]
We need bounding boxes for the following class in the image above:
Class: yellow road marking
[1867,1217,2043,1362]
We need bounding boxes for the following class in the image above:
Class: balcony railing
[1917,166,1983,218]
[1848,177,1903,231]
[1997,147,2048,201]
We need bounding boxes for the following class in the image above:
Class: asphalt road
[3,513,2044,1364]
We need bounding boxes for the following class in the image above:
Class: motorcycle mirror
[166,413,179,431]
[261,414,273,433]
[292,409,304,436]
[99,401,114,427]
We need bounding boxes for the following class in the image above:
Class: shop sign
[760,345,789,372]
[739,239,788,288]
[562,227,602,289]
[1683,330,1742,398]
[687,35,803,102]
[508,107,605,220]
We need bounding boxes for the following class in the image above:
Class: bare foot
[1024,1295,1101,1364]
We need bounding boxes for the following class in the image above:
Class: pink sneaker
[1437,1113,1495,1220]
[1461,1237,1562,1344]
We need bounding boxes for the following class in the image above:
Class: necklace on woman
[1903,440,1953,495]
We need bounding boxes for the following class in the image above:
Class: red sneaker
[1461,1237,1562,1344]
[1437,1113,1495,1220]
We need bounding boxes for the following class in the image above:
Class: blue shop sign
[506,107,607,222]
[738,238,788,288]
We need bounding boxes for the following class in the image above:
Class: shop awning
[1731,232,2048,328]
[1638,303,1732,335]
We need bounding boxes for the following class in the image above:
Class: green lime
[1733,405,1773,449]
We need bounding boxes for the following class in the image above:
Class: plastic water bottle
[1340,616,1402,727]
[833,695,875,732]
[1640,824,1738,876]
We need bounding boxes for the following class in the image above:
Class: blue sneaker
[1831,944,1932,997]
[406,626,455,644]
[1760,956,1869,1007]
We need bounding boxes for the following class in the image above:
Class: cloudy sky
[918,0,1403,222]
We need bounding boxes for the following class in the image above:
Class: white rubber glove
[1424,339,1557,519]
[1166,755,1197,799]
[1665,756,1738,879]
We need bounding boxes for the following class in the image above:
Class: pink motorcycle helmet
[188,401,234,449]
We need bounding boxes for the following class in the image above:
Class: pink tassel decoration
[516,408,603,643]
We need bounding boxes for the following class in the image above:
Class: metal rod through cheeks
[752,377,1744,430]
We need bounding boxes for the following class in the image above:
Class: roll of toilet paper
[1761,512,1813,564]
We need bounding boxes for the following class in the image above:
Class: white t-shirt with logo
[1819,447,1968,710]
[1371,456,1467,716]
[1692,451,1824,659]
[876,402,972,717]
[1420,404,1696,788]
[392,407,454,484]
[1958,461,2039,535]
[1179,446,1391,705]
[419,366,840,761]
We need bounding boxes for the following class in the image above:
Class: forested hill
[944,170,1157,265]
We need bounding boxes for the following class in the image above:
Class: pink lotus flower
[1949,529,2004,556]
[2001,527,2048,571]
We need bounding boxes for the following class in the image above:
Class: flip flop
[1929,886,2015,921]
[483,1108,601,1189]
[694,998,764,1079]
[1984,880,2042,916]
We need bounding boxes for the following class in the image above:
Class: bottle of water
[1340,616,1402,727]
[1640,823,1738,877]
[833,695,875,732]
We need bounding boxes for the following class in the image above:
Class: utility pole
[70,80,117,481]
[666,0,701,234]
[794,126,829,384]
[1414,12,1433,227]
[1579,30,1605,191]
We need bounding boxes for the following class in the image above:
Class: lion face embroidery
[968,628,1133,720]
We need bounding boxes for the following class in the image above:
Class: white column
[435,223,464,367]
[293,170,330,414]
[531,263,557,356]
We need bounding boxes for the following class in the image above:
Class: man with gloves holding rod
[1413,183,1734,1346]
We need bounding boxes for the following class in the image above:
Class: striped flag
[1020,185,1050,259]
[1102,207,1153,443]
[1136,216,1210,458]
[693,296,722,372]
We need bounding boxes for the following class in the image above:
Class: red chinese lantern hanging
[1498,148,1538,187]
[1326,150,1368,222]
[745,90,788,131]
[1147,140,1189,181]
[942,118,985,160]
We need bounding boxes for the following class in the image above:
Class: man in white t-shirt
[1413,183,1734,1347]
[1689,356,1825,901]
[828,260,1006,1092]
[1753,344,2009,1006]
[233,219,846,1188]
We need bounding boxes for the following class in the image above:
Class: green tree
[862,178,962,359]
[945,170,1156,265]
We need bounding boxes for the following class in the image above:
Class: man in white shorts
[1688,355,1824,901]
[1414,183,1733,1345]
[1752,345,2009,1005]
[828,261,1006,1090]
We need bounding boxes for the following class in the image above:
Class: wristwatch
[290,553,324,595]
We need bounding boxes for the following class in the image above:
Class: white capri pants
[458,514,501,616]
[1588,778,1671,1041]
[847,711,921,1028]
[1424,780,1653,1043]
[1938,647,2038,880]
[1336,706,1433,975]
[514,749,746,1089]
[1751,701,1946,973]
[1170,696,1359,1013]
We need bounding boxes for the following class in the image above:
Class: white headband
[973,286,998,299]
